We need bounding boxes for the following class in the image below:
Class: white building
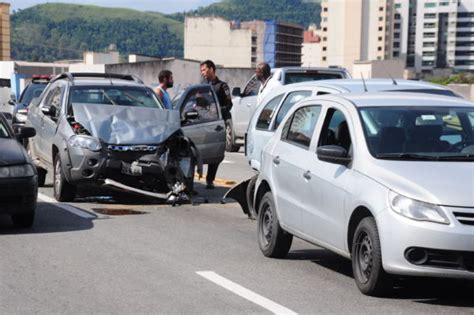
[387,0,474,73]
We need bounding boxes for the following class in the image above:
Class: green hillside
[12,1,322,62]
[170,0,321,27]
[11,3,184,61]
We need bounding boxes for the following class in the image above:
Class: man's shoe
[206,182,215,189]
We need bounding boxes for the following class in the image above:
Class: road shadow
[0,201,96,235]
[285,248,474,306]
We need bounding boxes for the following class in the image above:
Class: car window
[283,106,322,148]
[318,109,352,152]
[43,83,65,120]
[242,75,261,97]
[0,119,10,138]
[18,83,47,105]
[359,106,474,158]
[284,71,345,85]
[256,94,284,130]
[69,86,162,109]
[274,90,312,130]
[181,88,219,125]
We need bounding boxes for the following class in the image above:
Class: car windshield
[18,83,47,104]
[0,118,11,138]
[360,106,474,161]
[69,86,163,109]
[284,71,345,85]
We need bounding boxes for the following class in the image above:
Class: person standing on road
[155,70,174,110]
[256,62,276,105]
[200,60,232,189]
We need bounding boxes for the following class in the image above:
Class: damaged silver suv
[25,73,222,202]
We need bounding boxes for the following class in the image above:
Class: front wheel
[53,153,76,202]
[257,191,292,258]
[225,119,241,152]
[352,217,392,296]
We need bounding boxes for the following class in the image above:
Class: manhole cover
[92,208,146,215]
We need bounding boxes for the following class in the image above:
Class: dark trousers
[206,163,219,183]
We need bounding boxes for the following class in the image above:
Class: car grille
[453,211,474,226]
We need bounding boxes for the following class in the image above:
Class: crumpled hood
[72,103,181,145]
[363,160,474,207]
[0,138,28,166]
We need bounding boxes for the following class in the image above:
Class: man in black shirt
[200,60,232,189]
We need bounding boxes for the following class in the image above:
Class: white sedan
[255,92,474,296]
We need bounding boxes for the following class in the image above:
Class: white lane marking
[38,193,96,219]
[222,160,235,164]
[196,271,297,315]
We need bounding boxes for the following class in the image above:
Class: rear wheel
[225,119,241,152]
[257,191,292,258]
[53,153,76,202]
[352,217,392,296]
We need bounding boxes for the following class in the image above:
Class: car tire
[352,217,392,296]
[246,174,258,220]
[11,211,35,228]
[225,119,241,152]
[257,191,292,258]
[53,153,76,202]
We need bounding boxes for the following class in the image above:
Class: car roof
[308,92,474,108]
[284,78,449,92]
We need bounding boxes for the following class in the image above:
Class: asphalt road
[1,152,473,314]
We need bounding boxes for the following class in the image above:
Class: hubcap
[54,159,61,192]
[261,204,273,245]
[357,232,373,283]
[226,125,232,144]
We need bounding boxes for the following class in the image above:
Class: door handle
[303,170,311,180]
[246,103,252,107]
[273,156,280,165]
[215,125,224,131]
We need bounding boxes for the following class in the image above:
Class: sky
[11,0,220,14]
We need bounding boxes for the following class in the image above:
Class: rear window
[69,86,163,109]
[284,71,345,85]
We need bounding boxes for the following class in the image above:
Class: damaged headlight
[68,135,102,152]
[0,164,35,178]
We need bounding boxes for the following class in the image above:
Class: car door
[37,82,66,165]
[268,105,322,230]
[302,104,354,250]
[179,85,225,165]
[231,75,260,137]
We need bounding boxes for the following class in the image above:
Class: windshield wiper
[101,90,117,105]
[437,155,474,161]
[375,153,440,161]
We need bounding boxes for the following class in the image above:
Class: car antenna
[107,73,114,86]
[386,70,398,85]
[360,73,368,92]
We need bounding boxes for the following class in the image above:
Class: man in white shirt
[256,62,278,105]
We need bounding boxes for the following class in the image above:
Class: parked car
[9,75,51,125]
[25,72,224,202]
[0,112,38,228]
[255,92,474,296]
[226,79,462,218]
[227,67,351,151]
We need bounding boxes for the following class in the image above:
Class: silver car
[255,92,474,296]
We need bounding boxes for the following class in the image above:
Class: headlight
[68,135,102,152]
[0,164,35,178]
[389,191,450,225]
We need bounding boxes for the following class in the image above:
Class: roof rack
[50,72,144,85]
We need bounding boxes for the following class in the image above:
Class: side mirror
[183,110,199,122]
[41,105,56,116]
[15,126,36,139]
[317,145,351,166]
[8,99,16,106]
[232,87,241,97]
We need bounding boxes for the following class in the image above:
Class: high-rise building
[0,2,10,61]
[319,0,388,71]
[184,16,303,68]
[387,0,474,73]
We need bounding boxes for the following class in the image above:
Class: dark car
[9,75,51,124]
[0,112,38,228]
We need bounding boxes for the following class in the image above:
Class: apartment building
[387,0,474,73]
[184,16,303,68]
[0,2,10,61]
[319,0,388,71]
